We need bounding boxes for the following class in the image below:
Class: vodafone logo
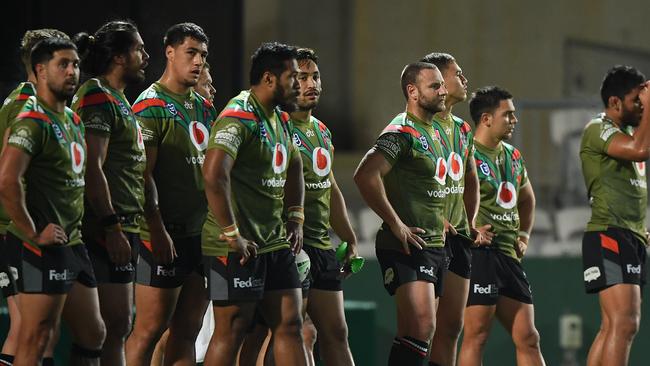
[136,124,145,150]
[447,152,464,181]
[434,157,447,185]
[272,143,288,174]
[70,142,85,174]
[496,181,517,209]
[312,147,331,177]
[189,121,209,151]
[635,161,646,177]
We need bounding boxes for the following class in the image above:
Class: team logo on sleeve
[136,124,145,150]
[189,121,209,151]
[70,142,85,174]
[312,147,331,177]
[447,152,464,181]
[634,161,646,177]
[434,157,448,185]
[272,143,288,174]
[496,181,517,209]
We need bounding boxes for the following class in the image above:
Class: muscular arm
[515,182,535,258]
[84,133,115,217]
[202,148,237,228]
[606,82,650,161]
[142,146,165,234]
[329,173,357,252]
[463,157,480,228]
[284,153,305,253]
[0,146,66,245]
[353,148,425,254]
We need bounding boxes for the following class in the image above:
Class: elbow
[632,149,650,162]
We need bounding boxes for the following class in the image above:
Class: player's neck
[474,128,501,150]
[438,101,457,119]
[604,110,624,128]
[290,109,312,122]
[249,86,276,116]
[36,86,66,114]
[407,104,434,125]
[26,72,37,85]
[102,69,127,93]
[159,69,191,95]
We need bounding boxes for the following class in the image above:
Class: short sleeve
[208,118,253,159]
[7,118,44,156]
[584,122,622,155]
[374,132,411,166]
[137,116,160,146]
[78,106,113,136]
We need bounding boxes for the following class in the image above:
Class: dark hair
[73,20,139,76]
[20,29,69,71]
[469,86,513,124]
[400,62,437,99]
[420,52,455,72]
[164,22,208,48]
[600,65,646,107]
[249,42,298,85]
[296,48,318,64]
[31,37,77,76]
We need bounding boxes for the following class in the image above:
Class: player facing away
[419,52,492,366]
[457,86,544,366]
[71,20,149,366]
[0,37,107,366]
[201,41,308,366]
[0,28,68,366]
[579,66,650,366]
[354,62,448,366]
[125,23,216,366]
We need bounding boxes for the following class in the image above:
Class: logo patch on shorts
[384,267,395,285]
[584,266,601,282]
[626,264,641,274]
[0,272,9,288]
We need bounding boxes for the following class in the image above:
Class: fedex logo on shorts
[233,277,263,289]
[473,283,498,295]
[419,266,434,277]
[156,266,176,277]
[626,264,641,274]
[115,263,135,272]
[49,269,74,281]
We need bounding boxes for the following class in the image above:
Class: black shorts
[303,246,342,292]
[136,235,203,288]
[467,248,532,306]
[205,248,301,302]
[376,247,447,297]
[5,233,97,294]
[582,228,647,294]
[446,234,472,279]
[85,231,140,284]
[0,233,19,298]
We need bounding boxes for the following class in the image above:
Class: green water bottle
[335,242,365,273]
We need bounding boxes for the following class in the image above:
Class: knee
[302,321,318,347]
[82,319,107,349]
[463,326,491,348]
[513,328,541,351]
[103,311,133,340]
[437,316,464,340]
[320,323,349,346]
[611,314,640,339]
[274,315,304,339]
[22,322,55,350]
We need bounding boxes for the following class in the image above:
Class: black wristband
[100,214,119,227]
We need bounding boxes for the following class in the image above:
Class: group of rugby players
[0,18,647,366]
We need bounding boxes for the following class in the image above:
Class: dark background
[0,0,243,110]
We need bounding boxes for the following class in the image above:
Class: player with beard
[0,37,106,366]
[0,28,68,366]
[457,86,544,366]
[202,41,307,366]
[579,66,650,366]
[125,23,216,366]
[354,62,448,366]
[419,53,492,366]
[71,20,149,366]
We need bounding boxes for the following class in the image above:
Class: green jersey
[580,114,647,241]
[133,82,217,239]
[72,78,146,232]
[431,113,475,234]
[289,115,334,250]
[0,82,36,234]
[202,90,298,256]
[474,140,529,259]
[373,112,448,250]
[6,96,86,247]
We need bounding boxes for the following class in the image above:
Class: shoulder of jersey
[72,79,117,111]
[216,96,259,129]
[311,115,332,137]
[192,90,216,115]
[502,141,522,160]
[132,85,169,118]
[15,96,51,126]
[381,113,419,136]
[2,82,34,109]
[451,114,473,134]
